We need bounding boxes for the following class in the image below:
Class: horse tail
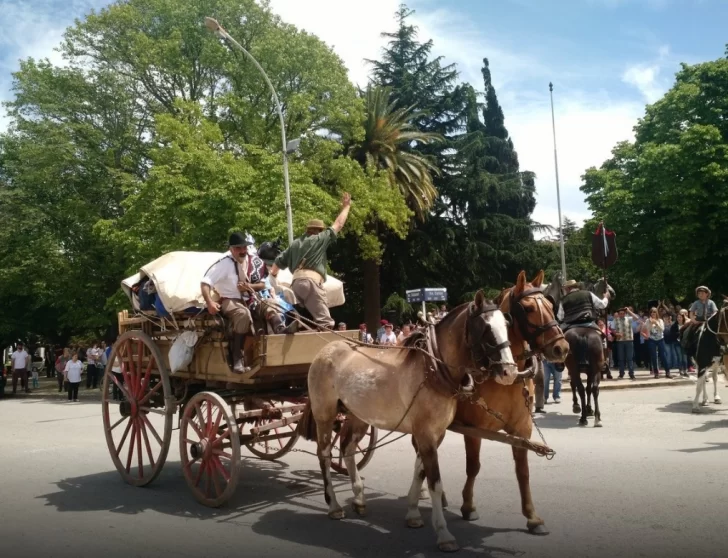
[298,401,318,442]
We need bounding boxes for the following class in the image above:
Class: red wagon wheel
[330,417,378,476]
[102,330,174,487]
[240,400,301,460]
[180,391,241,507]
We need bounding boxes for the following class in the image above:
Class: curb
[560,378,694,392]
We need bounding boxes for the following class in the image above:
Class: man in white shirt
[201,232,257,373]
[379,323,397,345]
[556,280,610,326]
[11,343,30,394]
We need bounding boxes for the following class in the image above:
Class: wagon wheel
[180,391,241,507]
[241,400,301,460]
[330,417,378,476]
[101,330,174,487]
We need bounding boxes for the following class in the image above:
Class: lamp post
[205,17,295,245]
[549,82,567,281]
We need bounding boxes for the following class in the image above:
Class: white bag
[169,330,199,374]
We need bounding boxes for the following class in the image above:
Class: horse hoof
[586,409,594,417]
[579,419,588,426]
[406,517,425,529]
[715,398,722,404]
[535,407,544,413]
[328,509,345,520]
[438,541,460,553]
[528,523,549,536]
[691,407,701,414]
[594,421,603,428]
[701,401,709,407]
[573,405,581,414]
[461,509,479,521]
[352,503,367,516]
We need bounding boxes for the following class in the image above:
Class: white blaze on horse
[299,291,519,552]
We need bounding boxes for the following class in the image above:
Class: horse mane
[400,302,470,365]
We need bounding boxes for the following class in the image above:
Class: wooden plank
[447,422,554,456]
[262,330,358,367]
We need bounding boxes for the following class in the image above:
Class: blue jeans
[543,360,562,401]
[647,338,670,374]
[662,342,680,371]
[615,340,634,377]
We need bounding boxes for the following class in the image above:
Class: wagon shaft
[250,412,303,436]
[447,422,555,457]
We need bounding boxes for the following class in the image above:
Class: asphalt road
[1,382,727,558]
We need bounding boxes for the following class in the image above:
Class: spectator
[662,314,681,375]
[379,323,397,345]
[55,348,71,393]
[674,312,690,377]
[337,322,347,331]
[86,341,102,389]
[10,342,30,395]
[64,352,84,402]
[358,323,373,344]
[641,307,671,379]
[543,358,562,404]
[613,307,640,380]
[397,324,412,345]
[376,320,388,342]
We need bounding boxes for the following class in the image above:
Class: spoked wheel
[102,330,174,487]
[330,416,378,475]
[180,391,241,507]
[241,400,301,460]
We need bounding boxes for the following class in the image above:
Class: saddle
[560,321,603,336]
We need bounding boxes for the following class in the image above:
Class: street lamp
[205,17,295,245]
[549,82,567,281]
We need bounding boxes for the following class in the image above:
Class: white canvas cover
[121,250,346,313]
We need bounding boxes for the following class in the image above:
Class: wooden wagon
[101,307,378,507]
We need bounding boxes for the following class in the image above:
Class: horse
[544,272,610,427]
[682,306,727,413]
[451,270,570,534]
[299,291,520,552]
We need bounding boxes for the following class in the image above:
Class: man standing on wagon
[269,192,351,330]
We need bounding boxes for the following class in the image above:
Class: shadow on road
[655,400,725,415]
[674,442,728,454]
[37,458,528,556]
[689,419,728,432]
[533,412,582,430]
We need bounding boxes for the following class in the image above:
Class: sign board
[406,288,448,304]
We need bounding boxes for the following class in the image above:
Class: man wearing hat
[556,279,611,331]
[269,192,351,329]
[200,232,260,373]
[682,286,718,355]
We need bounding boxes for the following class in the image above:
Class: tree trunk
[363,258,381,336]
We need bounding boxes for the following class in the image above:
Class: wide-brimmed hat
[306,219,325,230]
[696,285,711,296]
[228,231,252,247]
[563,279,579,289]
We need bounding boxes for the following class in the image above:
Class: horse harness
[509,286,565,357]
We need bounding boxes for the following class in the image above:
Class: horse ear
[515,271,526,293]
[474,289,485,308]
[531,270,545,288]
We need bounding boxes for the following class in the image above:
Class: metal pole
[549,82,567,281]
[205,18,294,245]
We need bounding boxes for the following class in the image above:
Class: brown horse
[564,325,605,427]
[301,291,521,552]
[453,270,569,534]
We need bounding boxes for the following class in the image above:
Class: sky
[1,0,727,234]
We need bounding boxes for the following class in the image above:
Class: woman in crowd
[674,311,690,377]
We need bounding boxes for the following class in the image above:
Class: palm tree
[348,85,443,332]
[349,85,442,221]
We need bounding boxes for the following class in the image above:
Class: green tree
[581,50,728,302]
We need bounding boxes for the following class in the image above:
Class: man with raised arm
[269,193,351,330]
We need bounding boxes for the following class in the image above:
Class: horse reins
[508,286,565,358]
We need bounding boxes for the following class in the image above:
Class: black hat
[228,232,252,247]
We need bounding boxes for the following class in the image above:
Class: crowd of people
[334,305,449,346]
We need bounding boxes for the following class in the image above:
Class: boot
[268,313,286,335]
[231,334,250,374]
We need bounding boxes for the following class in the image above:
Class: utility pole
[549,82,567,281]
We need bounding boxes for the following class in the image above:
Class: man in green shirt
[270,192,351,329]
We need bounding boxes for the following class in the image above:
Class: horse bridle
[466,302,514,374]
[508,287,565,353]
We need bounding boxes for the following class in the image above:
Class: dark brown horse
[452,270,570,534]
[564,326,605,426]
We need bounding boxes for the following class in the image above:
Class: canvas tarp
[121,251,345,313]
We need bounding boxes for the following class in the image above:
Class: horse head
[502,270,569,364]
[465,290,519,385]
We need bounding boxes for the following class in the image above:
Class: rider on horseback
[556,279,611,336]
[680,286,718,356]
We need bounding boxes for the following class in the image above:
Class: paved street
[1,381,727,558]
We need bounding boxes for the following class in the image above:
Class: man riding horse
[556,279,611,334]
